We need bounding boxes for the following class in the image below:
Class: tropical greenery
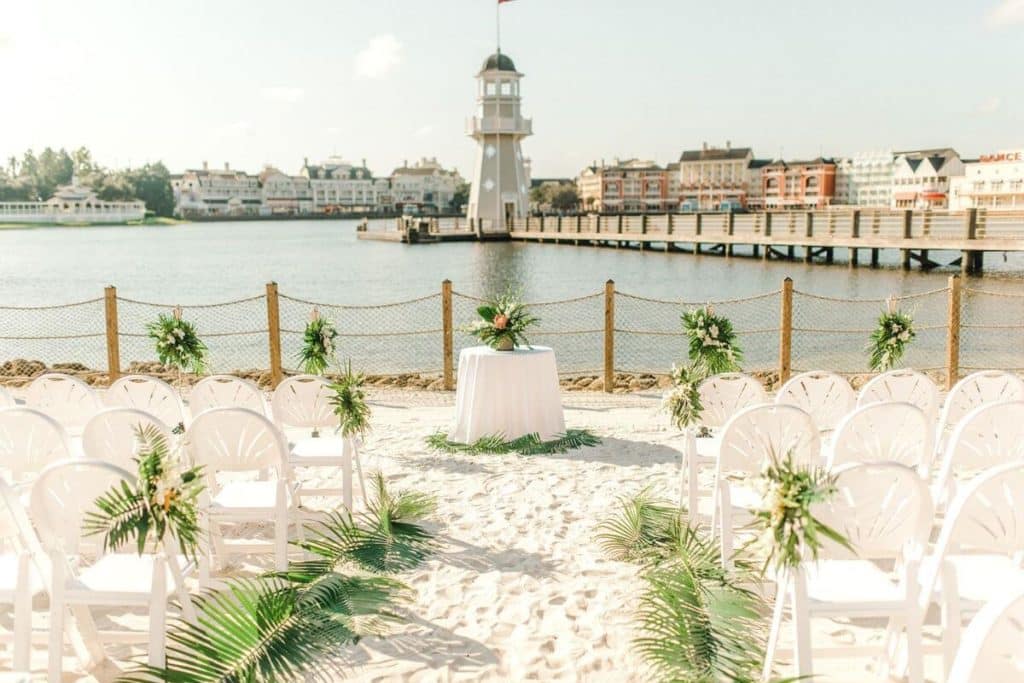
[662,363,705,430]
[529,183,580,213]
[328,361,372,438]
[426,428,600,456]
[681,304,743,375]
[749,450,853,573]
[467,287,539,351]
[147,312,208,375]
[297,315,338,375]
[868,308,915,372]
[83,425,204,561]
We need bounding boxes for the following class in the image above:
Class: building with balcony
[300,156,388,213]
[676,142,754,210]
[0,175,145,224]
[950,150,1024,211]
[576,159,670,213]
[389,157,463,213]
[172,162,263,217]
[745,159,772,211]
[890,148,964,209]
[258,166,313,215]
[835,151,895,207]
[761,158,837,210]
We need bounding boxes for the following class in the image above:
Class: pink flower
[493,314,509,330]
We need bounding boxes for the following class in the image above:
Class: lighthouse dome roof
[481,52,516,73]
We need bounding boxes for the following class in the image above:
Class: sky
[0,0,1022,179]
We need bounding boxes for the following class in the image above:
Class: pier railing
[0,277,1021,391]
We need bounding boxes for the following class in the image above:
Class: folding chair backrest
[947,588,1024,683]
[936,462,1024,558]
[0,387,14,410]
[857,369,939,425]
[935,401,1024,493]
[814,462,932,560]
[828,402,932,475]
[187,407,286,488]
[270,374,335,432]
[106,375,185,430]
[697,373,768,429]
[0,407,71,486]
[190,375,267,419]
[0,479,48,568]
[939,371,1024,444]
[776,370,855,433]
[25,373,102,433]
[31,459,135,558]
[81,408,173,471]
[718,403,820,475]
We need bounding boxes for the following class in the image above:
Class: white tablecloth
[449,345,566,443]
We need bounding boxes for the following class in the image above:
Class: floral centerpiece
[662,363,704,431]
[868,303,915,372]
[298,312,338,375]
[468,288,539,351]
[681,304,742,375]
[147,310,208,375]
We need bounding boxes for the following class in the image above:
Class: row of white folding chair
[0,408,72,489]
[24,373,103,436]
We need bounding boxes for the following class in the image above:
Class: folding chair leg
[148,555,168,669]
[353,441,368,504]
[762,574,789,682]
[13,552,31,671]
[48,558,66,683]
[167,555,198,624]
[275,481,289,571]
[905,612,923,683]
[790,569,813,678]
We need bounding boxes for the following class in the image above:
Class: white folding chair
[0,407,71,489]
[187,408,296,581]
[0,480,47,671]
[24,373,102,436]
[947,587,1024,683]
[81,408,173,471]
[857,369,940,426]
[189,374,268,420]
[775,370,855,434]
[681,373,769,515]
[763,462,932,683]
[932,400,1024,508]
[936,370,1024,457]
[105,375,186,432]
[0,387,14,410]
[271,375,366,510]
[827,402,933,479]
[711,403,820,566]
[32,460,195,682]
[919,462,1024,677]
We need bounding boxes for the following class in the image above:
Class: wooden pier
[360,209,1024,276]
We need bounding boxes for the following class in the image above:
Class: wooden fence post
[104,286,121,382]
[604,280,615,393]
[265,282,283,388]
[946,275,961,390]
[779,277,793,385]
[442,280,454,390]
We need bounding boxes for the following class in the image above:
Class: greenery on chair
[867,308,915,372]
[147,312,208,375]
[297,315,338,375]
[328,361,372,437]
[681,304,743,375]
[662,363,705,431]
[425,428,600,455]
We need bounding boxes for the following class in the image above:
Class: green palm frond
[595,489,686,565]
[425,429,600,455]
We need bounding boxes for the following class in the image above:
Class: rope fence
[0,276,1020,391]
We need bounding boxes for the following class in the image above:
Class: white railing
[464,116,533,136]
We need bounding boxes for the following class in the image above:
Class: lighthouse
[465,51,532,232]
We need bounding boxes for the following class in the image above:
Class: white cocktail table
[449,345,565,443]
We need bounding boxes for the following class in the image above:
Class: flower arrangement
[868,305,915,372]
[468,288,539,351]
[662,363,704,430]
[750,450,852,573]
[147,310,208,375]
[681,304,742,375]
[328,361,371,438]
[298,313,338,375]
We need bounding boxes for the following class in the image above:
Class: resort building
[745,159,772,211]
[0,176,145,224]
[575,159,670,213]
[890,148,964,209]
[388,157,463,213]
[300,156,388,213]
[835,151,895,207]
[258,167,314,215]
[950,150,1024,211]
[761,158,837,209]
[676,142,754,211]
[172,162,263,217]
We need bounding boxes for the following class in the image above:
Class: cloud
[985,0,1024,27]
[975,96,1002,114]
[215,120,255,137]
[354,34,402,79]
[260,86,305,103]
[326,126,342,135]
[414,124,434,137]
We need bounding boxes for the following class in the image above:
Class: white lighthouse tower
[465,51,532,232]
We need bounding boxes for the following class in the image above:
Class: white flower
[887,338,897,346]
[174,328,185,339]
[165,334,175,343]
[899,331,910,341]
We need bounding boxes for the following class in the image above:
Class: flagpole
[496,1,501,52]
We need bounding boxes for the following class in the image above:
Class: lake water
[1,219,1022,377]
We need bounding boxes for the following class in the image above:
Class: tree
[451,181,470,213]
[549,186,580,212]
[129,162,175,217]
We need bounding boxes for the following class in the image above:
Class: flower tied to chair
[868,295,915,372]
